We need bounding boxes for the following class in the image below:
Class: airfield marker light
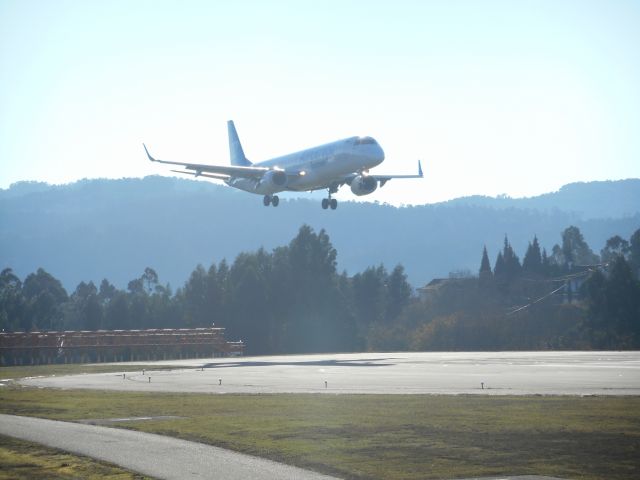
[219,379,222,385]
[149,377,151,383]
[481,382,484,390]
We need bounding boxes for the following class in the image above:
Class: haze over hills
[1,177,638,291]
[443,179,640,220]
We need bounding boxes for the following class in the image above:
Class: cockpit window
[354,136,376,145]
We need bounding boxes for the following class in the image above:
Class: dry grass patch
[0,435,151,480]
[0,386,638,479]
[0,363,171,381]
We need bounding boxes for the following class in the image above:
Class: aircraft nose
[374,144,385,165]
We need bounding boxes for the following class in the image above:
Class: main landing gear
[321,187,338,210]
[263,195,279,207]
[321,198,337,210]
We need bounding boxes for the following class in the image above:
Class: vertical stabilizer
[227,120,251,166]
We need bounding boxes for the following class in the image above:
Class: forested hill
[1,177,639,290]
[443,179,640,219]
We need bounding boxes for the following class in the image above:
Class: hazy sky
[1,0,639,205]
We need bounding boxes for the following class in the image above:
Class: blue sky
[1,0,639,204]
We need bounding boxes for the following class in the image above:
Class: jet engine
[253,169,288,194]
[350,175,378,196]
[262,169,287,187]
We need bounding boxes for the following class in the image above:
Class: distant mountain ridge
[1,177,638,291]
[442,179,640,220]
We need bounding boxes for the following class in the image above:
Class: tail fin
[227,120,252,166]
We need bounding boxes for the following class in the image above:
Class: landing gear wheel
[322,185,339,210]
[263,195,271,207]
[271,195,279,207]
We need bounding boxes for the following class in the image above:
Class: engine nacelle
[263,169,287,187]
[254,169,288,194]
[350,175,378,196]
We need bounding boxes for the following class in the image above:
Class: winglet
[143,143,156,162]
[418,160,423,177]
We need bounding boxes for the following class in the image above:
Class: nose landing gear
[263,195,280,207]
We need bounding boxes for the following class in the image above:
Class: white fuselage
[226,136,385,194]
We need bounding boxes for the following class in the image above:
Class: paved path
[20,351,640,395]
[0,414,339,480]
[0,415,565,480]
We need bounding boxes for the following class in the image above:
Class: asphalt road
[19,351,640,395]
[0,414,339,480]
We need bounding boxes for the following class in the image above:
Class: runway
[19,351,640,395]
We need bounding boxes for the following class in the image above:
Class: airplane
[143,120,423,210]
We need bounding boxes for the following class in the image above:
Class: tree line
[0,226,411,355]
[368,226,640,351]
[1,224,638,353]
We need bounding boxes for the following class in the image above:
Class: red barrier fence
[0,328,244,365]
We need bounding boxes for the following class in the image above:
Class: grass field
[0,434,151,480]
[0,363,173,381]
[1,378,639,480]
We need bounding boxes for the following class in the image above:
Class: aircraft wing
[169,169,231,181]
[345,160,423,187]
[143,144,271,179]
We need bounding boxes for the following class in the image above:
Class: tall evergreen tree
[629,228,640,279]
[385,264,412,321]
[204,263,223,326]
[583,268,608,342]
[493,251,505,278]
[501,235,521,279]
[182,264,209,327]
[352,265,388,327]
[288,225,337,293]
[605,256,640,343]
[541,247,549,273]
[522,236,542,274]
[82,292,103,330]
[227,249,273,354]
[584,256,640,347]
[479,246,492,279]
[103,291,129,330]
[283,226,351,353]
